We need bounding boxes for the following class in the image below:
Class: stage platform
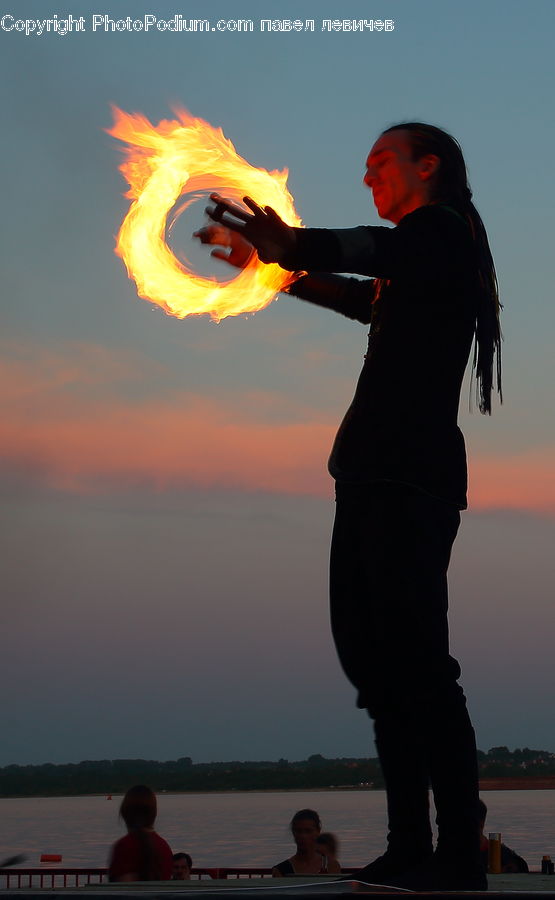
[3,873,555,899]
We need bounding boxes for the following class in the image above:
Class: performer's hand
[205,193,296,265]
[193,224,256,269]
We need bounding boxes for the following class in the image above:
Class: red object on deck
[40,855,62,863]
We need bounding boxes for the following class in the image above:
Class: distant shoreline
[169,777,555,794]
[3,777,555,800]
[478,776,555,791]
[163,778,555,793]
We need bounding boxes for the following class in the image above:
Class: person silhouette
[196,122,502,891]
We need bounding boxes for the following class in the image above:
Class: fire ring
[108,107,302,322]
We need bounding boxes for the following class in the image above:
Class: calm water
[3,790,555,871]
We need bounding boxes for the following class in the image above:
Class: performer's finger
[211,249,230,261]
[264,206,284,224]
[223,215,242,230]
[209,193,251,222]
[205,205,235,227]
[206,204,250,225]
[243,196,266,217]
[193,226,226,244]
[202,226,231,245]
[205,203,225,223]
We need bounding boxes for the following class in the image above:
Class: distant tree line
[477,746,555,777]
[0,754,381,797]
[1,747,554,797]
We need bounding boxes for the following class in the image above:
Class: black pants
[330,481,480,862]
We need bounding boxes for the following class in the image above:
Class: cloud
[1,339,553,510]
[0,340,333,496]
[468,453,555,514]
[2,398,333,495]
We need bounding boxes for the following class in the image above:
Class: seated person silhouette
[272,810,341,876]
[479,799,528,873]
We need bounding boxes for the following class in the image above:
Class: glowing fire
[108,107,302,321]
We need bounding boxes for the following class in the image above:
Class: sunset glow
[1,343,553,511]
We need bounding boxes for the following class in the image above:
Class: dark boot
[386,686,486,891]
[382,852,488,892]
[429,692,483,875]
[349,713,433,884]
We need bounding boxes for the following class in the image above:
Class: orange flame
[108,106,302,322]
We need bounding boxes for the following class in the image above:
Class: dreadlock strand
[384,122,503,414]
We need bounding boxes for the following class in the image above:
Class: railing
[0,866,358,889]
[0,868,108,890]
[0,868,269,889]
[215,868,356,879]
[210,868,274,880]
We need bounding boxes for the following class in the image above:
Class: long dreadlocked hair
[383,122,502,414]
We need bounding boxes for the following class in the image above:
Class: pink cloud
[0,340,334,495]
[1,340,553,510]
[469,453,555,514]
[1,393,333,495]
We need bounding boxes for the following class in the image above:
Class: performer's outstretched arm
[285,273,373,324]
[194,221,373,323]
[203,193,391,276]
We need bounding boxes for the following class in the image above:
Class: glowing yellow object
[108,106,302,322]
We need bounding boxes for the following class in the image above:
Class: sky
[1,0,554,767]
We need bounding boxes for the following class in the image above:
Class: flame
[108,106,302,322]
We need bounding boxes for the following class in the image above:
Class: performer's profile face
[364,130,435,224]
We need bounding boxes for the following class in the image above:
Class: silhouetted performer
[197,122,502,891]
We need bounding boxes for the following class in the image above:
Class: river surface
[3,790,555,872]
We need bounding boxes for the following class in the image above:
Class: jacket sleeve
[281,226,390,277]
[280,206,472,281]
[284,272,373,324]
